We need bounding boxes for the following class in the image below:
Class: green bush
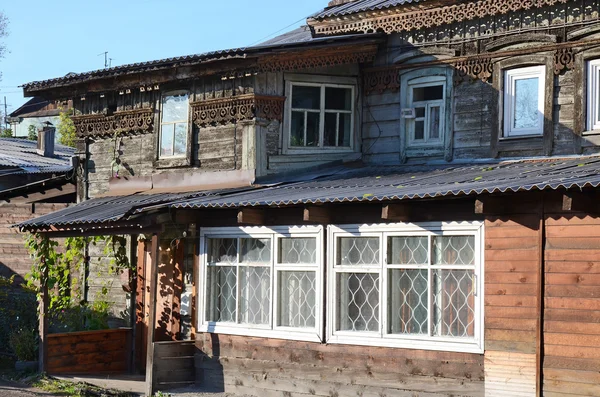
[0,276,38,355]
[8,328,38,361]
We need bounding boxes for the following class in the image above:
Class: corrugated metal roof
[18,156,600,231]
[0,138,75,174]
[311,0,423,19]
[170,157,600,209]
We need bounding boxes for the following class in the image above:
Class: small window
[587,59,600,132]
[405,78,445,146]
[160,92,189,158]
[503,66,545,137]
[289,83,354,150]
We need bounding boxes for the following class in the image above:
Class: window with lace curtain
[327,223,483,353]
[199,226,323,342]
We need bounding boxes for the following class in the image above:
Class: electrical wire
[247,14,314,47]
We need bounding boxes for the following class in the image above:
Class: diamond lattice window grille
[433,236,475,266]
[205,266,237,323]
[278,271,316,328]
[432,269,475,338]
[279,238,317,264]
[338,237,380,266]
[337,272,380,332]
[388,236,428,265]
[389,269,428,335]
[239,266,271,325]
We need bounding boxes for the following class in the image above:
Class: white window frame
[406,76,446,147]
[159,90,189,159]
[327,222,484,354]
[587,59,600,132]
[284,79,356,154]
[198,226,324,343]
[503,66,545,137]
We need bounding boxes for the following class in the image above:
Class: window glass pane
[413,85,443,102]
[596,68,600,123]
[433,270,475,338]
[388,269,428,335]
[278,271,316,328]
[513,77,539,129]
[306,112,320,147]
[290,111,305,147]
[278,238,316,264]
[429,106,441,140]
[206,266,237,322]
[339,113,351,147]
[174,122,187,156]
[433,236,475,265]
[207,238,237,264]
[336,273,379,332]
[240,238,271,263]
[325,87,352,111]
[162,93,188,123]
[239,266,270,325]
[414,120,425,140]
[388,237,428,265]
[292,86,321,109]
[160,126,174,157]
[324,113,337,147]
[415,107,426,118]
[337,237,380,266]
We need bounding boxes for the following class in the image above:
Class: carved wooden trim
[191,94,285,127]
[364,69,400,94]
[453,57,495,84]
[554,47,575,75]
[310,0,569,36]
[257,45,377,73]
[73,108,154,138]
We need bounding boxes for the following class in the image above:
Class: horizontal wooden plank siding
[484,215,540,396]
[47,329,131,374]
[543,214,600,397]
[153,341,196,390]
[195,333,484,396]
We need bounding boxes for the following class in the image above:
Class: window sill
[154,156,191,169]
[326,333,483,354]
[197,324,323,343]
[583,129,600,136]
[497,136,543,152]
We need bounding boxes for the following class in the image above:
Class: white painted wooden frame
[587,59,600,132]
[503,66,546,137]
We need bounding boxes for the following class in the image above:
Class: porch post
[38,256,49,373]
[145,233,160,396]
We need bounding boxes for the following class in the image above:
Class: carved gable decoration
[554,47,575,75]
[191,94,285,127]
[310,0,569,36]
[73,108,154,138]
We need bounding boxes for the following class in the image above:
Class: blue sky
[0,0,326,116]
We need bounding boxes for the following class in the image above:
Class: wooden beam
[303,206,330,224]
[237,208,265,225]
[9,184,76,204]
[382,204,411,222]
[145,233,160,397]
[562,191,598,213]
[38,257,49,373]
[474,196,509,215]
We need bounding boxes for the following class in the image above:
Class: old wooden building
[17,0,600,395]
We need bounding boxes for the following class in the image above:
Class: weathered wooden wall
[543,213,600,397]
[195,334,484,396]
[152,341,195,391]
[0,203,69,283]
[47,328,131,374]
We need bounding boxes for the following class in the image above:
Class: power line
[247,15,312,47]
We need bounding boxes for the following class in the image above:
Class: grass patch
[32,376,136,397]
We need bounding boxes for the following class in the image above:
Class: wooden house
[16,0,600,395]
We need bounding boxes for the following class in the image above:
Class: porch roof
[17,156,600,233]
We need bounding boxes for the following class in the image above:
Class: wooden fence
[47,328,131,374]
[152,341,196,391]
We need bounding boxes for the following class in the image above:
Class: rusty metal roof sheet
[311,0,423,19]
[17,156,600,231]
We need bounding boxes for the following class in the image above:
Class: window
[160,92,189,158]
[328,223,483,353]
[405,77,445,146]
[199,226,323,341]
[587,59,600,132]
[288,83,354,150]
[503,66,545,137]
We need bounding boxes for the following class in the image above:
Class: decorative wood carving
[554,47,575,75]
[454,57,495,84]
[73,108,154,138]
[257,45,377,73]
[191,94,285,127]
[310,0,569,36]
[364,69,401,94]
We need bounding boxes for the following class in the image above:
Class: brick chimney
[328,0,359,6]
[37,125,55,157]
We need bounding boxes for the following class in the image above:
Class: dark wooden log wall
[195,333,484,397]
[0,204,69,283]
[47,328,131,374]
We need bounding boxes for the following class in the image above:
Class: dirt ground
[0,380,56,397]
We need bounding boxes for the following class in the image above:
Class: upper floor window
[503,66,545,137]
[405,77,445,146]
[587,59,600,132]
[288,83,354,150]
[160,92,189,158]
